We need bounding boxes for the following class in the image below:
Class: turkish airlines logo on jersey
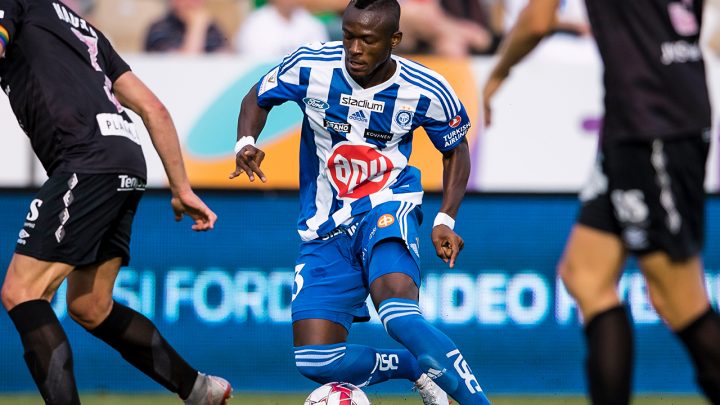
[328,144,394,198]
[449,115,462,128]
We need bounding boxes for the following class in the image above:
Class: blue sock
[379,298,492,405]
[294,343,423,386]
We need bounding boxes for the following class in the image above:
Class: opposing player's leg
[66,260,230,404]
[1,254,80,405]
[369,239,490,405]
[557,225,631,405]
[292,233,424,388]
[640,254,720,403]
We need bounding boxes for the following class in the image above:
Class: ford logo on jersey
[303,97,330,111]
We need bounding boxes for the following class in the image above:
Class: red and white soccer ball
[304,382,371,405]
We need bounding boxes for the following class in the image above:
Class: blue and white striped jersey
[256,41,471,241]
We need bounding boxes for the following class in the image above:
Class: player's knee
[294,345,346,384]
[67,294,113,330]
[1,274,34,311]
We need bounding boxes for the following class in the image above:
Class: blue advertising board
[0,191,718,395]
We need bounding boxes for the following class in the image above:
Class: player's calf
[294,343,422,386]
[379,298,491,405]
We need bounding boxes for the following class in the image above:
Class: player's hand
[229,145,267,183]
[171,190,217,231]
[431,225,465,268]
[482,70,507,128]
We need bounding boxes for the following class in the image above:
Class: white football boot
[183,372,232,405]
[414,373,451,405]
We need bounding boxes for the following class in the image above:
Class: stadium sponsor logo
[52,2,96,37]
[349,110,368,123]
[340,94,385,113]
[364,129,393,143]
[303,97,330,111]
[97,113,141,144]
[377,214,395,228]
[327,144,394,198]
[449,115,462,128]
[25,199,43,222]
[324,119,351,133]
[443,122,471,148]
[394,110,414,129]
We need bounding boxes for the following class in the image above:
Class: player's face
[342,8,401,86]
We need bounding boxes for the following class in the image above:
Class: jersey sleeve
[255,45,313,108]
[98,31,131,82]
[0,0,25,49]
[420,80,472,153]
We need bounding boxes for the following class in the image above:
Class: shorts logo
[16,229,30,245]
[377,214,395,228]
[327,144,394,198]
[394,110,414,129]
[26,199,43,221]
[449,115,462,128]
[55,226,65,243]
[324,119,351,133]
[59,208,70,225]
[303,97,330,111]
[118,175,146,191]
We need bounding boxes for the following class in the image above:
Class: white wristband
[433,212,455,230]
[234,136,256,154]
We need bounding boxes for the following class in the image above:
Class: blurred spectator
[236,0,329,59]
[294,0,492,56]
[497,0,590,37]
[440,0,502,53]
[397,0,493,56]
[145,0,229,53]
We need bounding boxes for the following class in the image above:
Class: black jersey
[585,0,711,142]
[0,0,146,179]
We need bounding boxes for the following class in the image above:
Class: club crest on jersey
[324,119,351,133]
[328,144,394,199]
[377,214,395,228]
[340,94,385,113]
[303,97,330,111]
[349,110,368,123]
[394,110,414,129]
[449,115,462,128]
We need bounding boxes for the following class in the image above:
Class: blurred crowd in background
[61,0,720,59]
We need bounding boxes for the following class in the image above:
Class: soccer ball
[303,382,371,405]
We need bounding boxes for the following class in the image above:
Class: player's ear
[391,31,402,49]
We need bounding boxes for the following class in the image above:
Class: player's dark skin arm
[229,83,271,182]
[432,137,470,268]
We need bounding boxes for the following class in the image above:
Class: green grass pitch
[0,394,710,405]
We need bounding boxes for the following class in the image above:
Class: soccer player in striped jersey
[230,0,491,403]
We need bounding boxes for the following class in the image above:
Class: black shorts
[15,173,145,267]
[578,136,709,262]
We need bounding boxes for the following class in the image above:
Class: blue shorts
[291,201,423,331]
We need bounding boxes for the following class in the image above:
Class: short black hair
[349,0,401,33]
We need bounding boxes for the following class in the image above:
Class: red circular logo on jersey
[449,115,462,128]
[328,144,394,198]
